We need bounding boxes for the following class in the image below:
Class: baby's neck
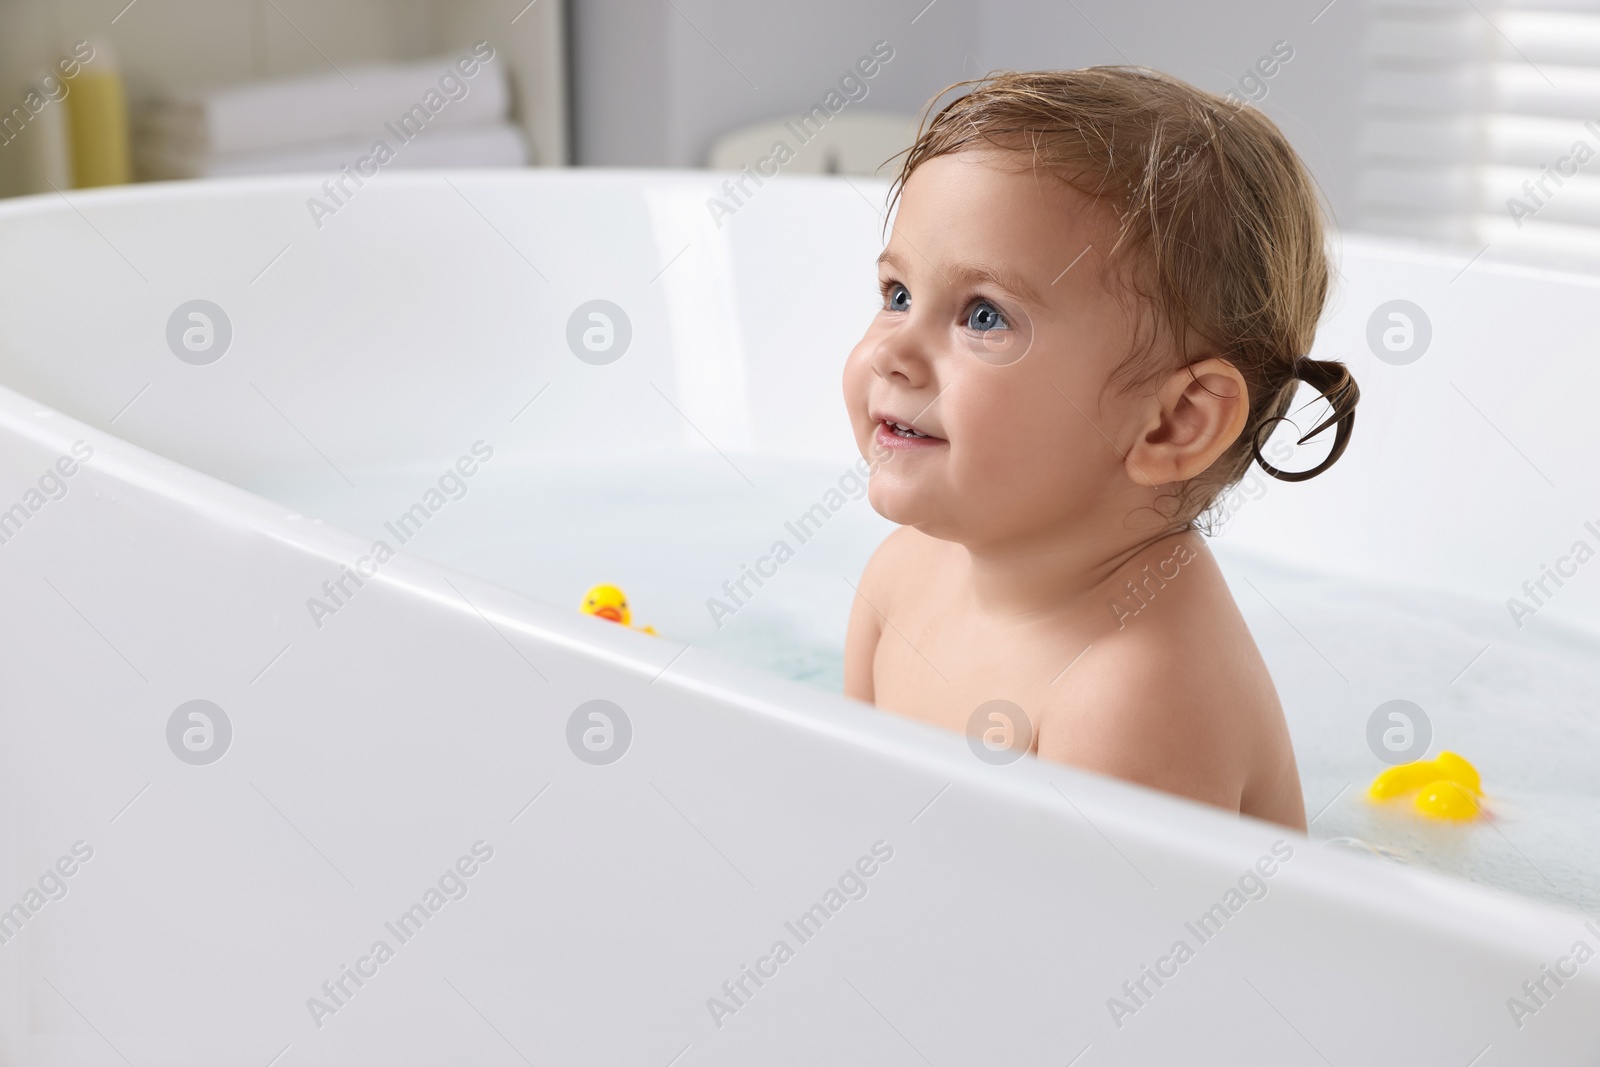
[956,522,1194,620]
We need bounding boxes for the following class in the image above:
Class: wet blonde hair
[891,66,1359,526]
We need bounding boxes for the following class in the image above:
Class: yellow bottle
[65,40,132,187]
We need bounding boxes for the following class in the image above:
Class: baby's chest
[869,619,1073,741]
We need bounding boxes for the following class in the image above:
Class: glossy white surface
[0,171,1596,1064]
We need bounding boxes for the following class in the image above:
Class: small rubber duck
[580,583,657,635]
[1368,751,1485,821]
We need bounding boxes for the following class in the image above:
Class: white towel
[139,47,509,158]
[137,121,528,180]
[20,70,75,194]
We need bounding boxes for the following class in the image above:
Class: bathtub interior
[0,171,1598,1061]
[11,169,1589,909]
[6,170,1600,904]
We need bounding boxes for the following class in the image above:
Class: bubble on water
[1320,836,1407,864]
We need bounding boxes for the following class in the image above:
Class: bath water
[248,455,1600,914]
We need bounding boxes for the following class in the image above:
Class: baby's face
[842,149,1153,545]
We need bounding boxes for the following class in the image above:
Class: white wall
[571,0,979,169]
[571,0,1367,226]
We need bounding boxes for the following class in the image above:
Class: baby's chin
[867,479,958,535]
[865,479,917,524]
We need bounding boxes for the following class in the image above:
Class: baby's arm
[843,595,881,702]
[844,531,910,703]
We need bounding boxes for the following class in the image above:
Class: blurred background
[1,0,1598,269]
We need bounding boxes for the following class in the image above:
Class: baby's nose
[869,325,934,385]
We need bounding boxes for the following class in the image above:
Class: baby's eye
[965,300,1009,332]
[883,283,911,312]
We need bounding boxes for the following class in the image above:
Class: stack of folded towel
[136,47,526,179]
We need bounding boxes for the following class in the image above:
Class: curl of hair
[1250,358,1359,482]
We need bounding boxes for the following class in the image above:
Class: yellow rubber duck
[580,584,657,635]
[1367,751,1485,821]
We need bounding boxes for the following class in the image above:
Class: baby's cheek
[840,357,871,423]
[840,348,862,395]
[1009,403,1104,491]
[978,390,1067,457]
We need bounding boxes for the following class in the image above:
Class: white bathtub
[0,170,1596,1064]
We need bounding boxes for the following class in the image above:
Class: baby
[842,68,1359,830]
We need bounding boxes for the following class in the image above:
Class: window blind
[1359,0,1600,269]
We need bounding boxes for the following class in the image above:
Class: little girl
[842,68,1358,831]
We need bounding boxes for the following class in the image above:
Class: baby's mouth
[870,404,945,447]
[874,416,946,448]
[885,419,932,440]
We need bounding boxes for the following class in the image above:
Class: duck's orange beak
[592,606,623,623]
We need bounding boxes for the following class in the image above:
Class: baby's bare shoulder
[1036,600,1273,810]
[1048,631,1242,740]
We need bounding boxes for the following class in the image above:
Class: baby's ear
[1124,358,1249,486]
